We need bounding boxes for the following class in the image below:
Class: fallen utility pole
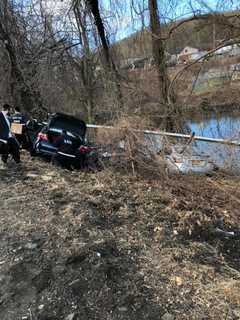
[87,124,240,147]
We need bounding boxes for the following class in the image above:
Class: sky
[23,0,240,41]
[109,0,240,40]
[100,0,240,40]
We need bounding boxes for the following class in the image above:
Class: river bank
[0,154,240,320]
[183,102,240,122]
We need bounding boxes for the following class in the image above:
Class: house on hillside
[214,43,240,57]
[230,44,240,56]
[120,51,177,70]
[214,45,233,56]
[120,57,151,70]
[178,47,198,63]
[178,47,207,64]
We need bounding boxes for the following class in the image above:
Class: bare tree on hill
[0,0,41,113]
[85,0,123,110]
[148,0,171,104]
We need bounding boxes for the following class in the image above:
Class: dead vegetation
[125,60,240,117]
[0,154,240,319]
[89,116,169,179]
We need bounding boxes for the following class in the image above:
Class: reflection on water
[188,115,240,171]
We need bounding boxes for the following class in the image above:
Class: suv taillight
[79,145,92,154]
[38,132,48,142]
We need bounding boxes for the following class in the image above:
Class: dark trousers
[1,137,20,163]
[15,128,33,151]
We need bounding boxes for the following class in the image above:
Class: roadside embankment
[0,154,240,319]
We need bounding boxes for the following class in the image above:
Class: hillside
[113,11,240,60]
[110,11,240,117]
[117,54,240,120]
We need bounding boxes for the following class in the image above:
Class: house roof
[179,46,199,55]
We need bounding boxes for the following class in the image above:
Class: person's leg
[21,128,31,150]
[8,138,21,163]
[15,134,23,148]
[1,154,8,163]
[25,130,34,152]
[0,142,9,163]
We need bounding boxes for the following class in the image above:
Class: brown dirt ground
[0,153,240,320]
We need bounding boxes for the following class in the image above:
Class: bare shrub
[90,116,169,180]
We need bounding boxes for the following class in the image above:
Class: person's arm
[8,115,13,124]
[21,115,27,125]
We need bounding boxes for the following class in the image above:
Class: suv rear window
[49,117,86,137]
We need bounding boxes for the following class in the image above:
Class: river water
[188,114,240,171]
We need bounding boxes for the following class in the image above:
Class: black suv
[31,113,92,168]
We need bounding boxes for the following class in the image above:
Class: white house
[229,44,240,56]
[214,43,240,56]
[178,47,199,63]
[178,47,208,63]
[214,45,233,55]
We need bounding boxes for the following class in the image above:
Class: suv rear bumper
[34,141,57,157]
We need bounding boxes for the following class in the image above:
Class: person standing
[12,106,26,125]
[0,104,20,163]
[11,106,30,149]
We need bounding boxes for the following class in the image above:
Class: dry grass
[0,153,240,319]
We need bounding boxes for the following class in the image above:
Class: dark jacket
[12,112,26,125]
[0,112,10,140]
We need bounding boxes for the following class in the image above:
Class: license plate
[191,159,204,166]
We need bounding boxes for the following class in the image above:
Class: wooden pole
[86,124,240,147]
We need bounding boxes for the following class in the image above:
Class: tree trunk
[148,0,171,104]
[0,0,44,116]
[86,0,111,68]
[73,2,95,122]
[86,0,123,110]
